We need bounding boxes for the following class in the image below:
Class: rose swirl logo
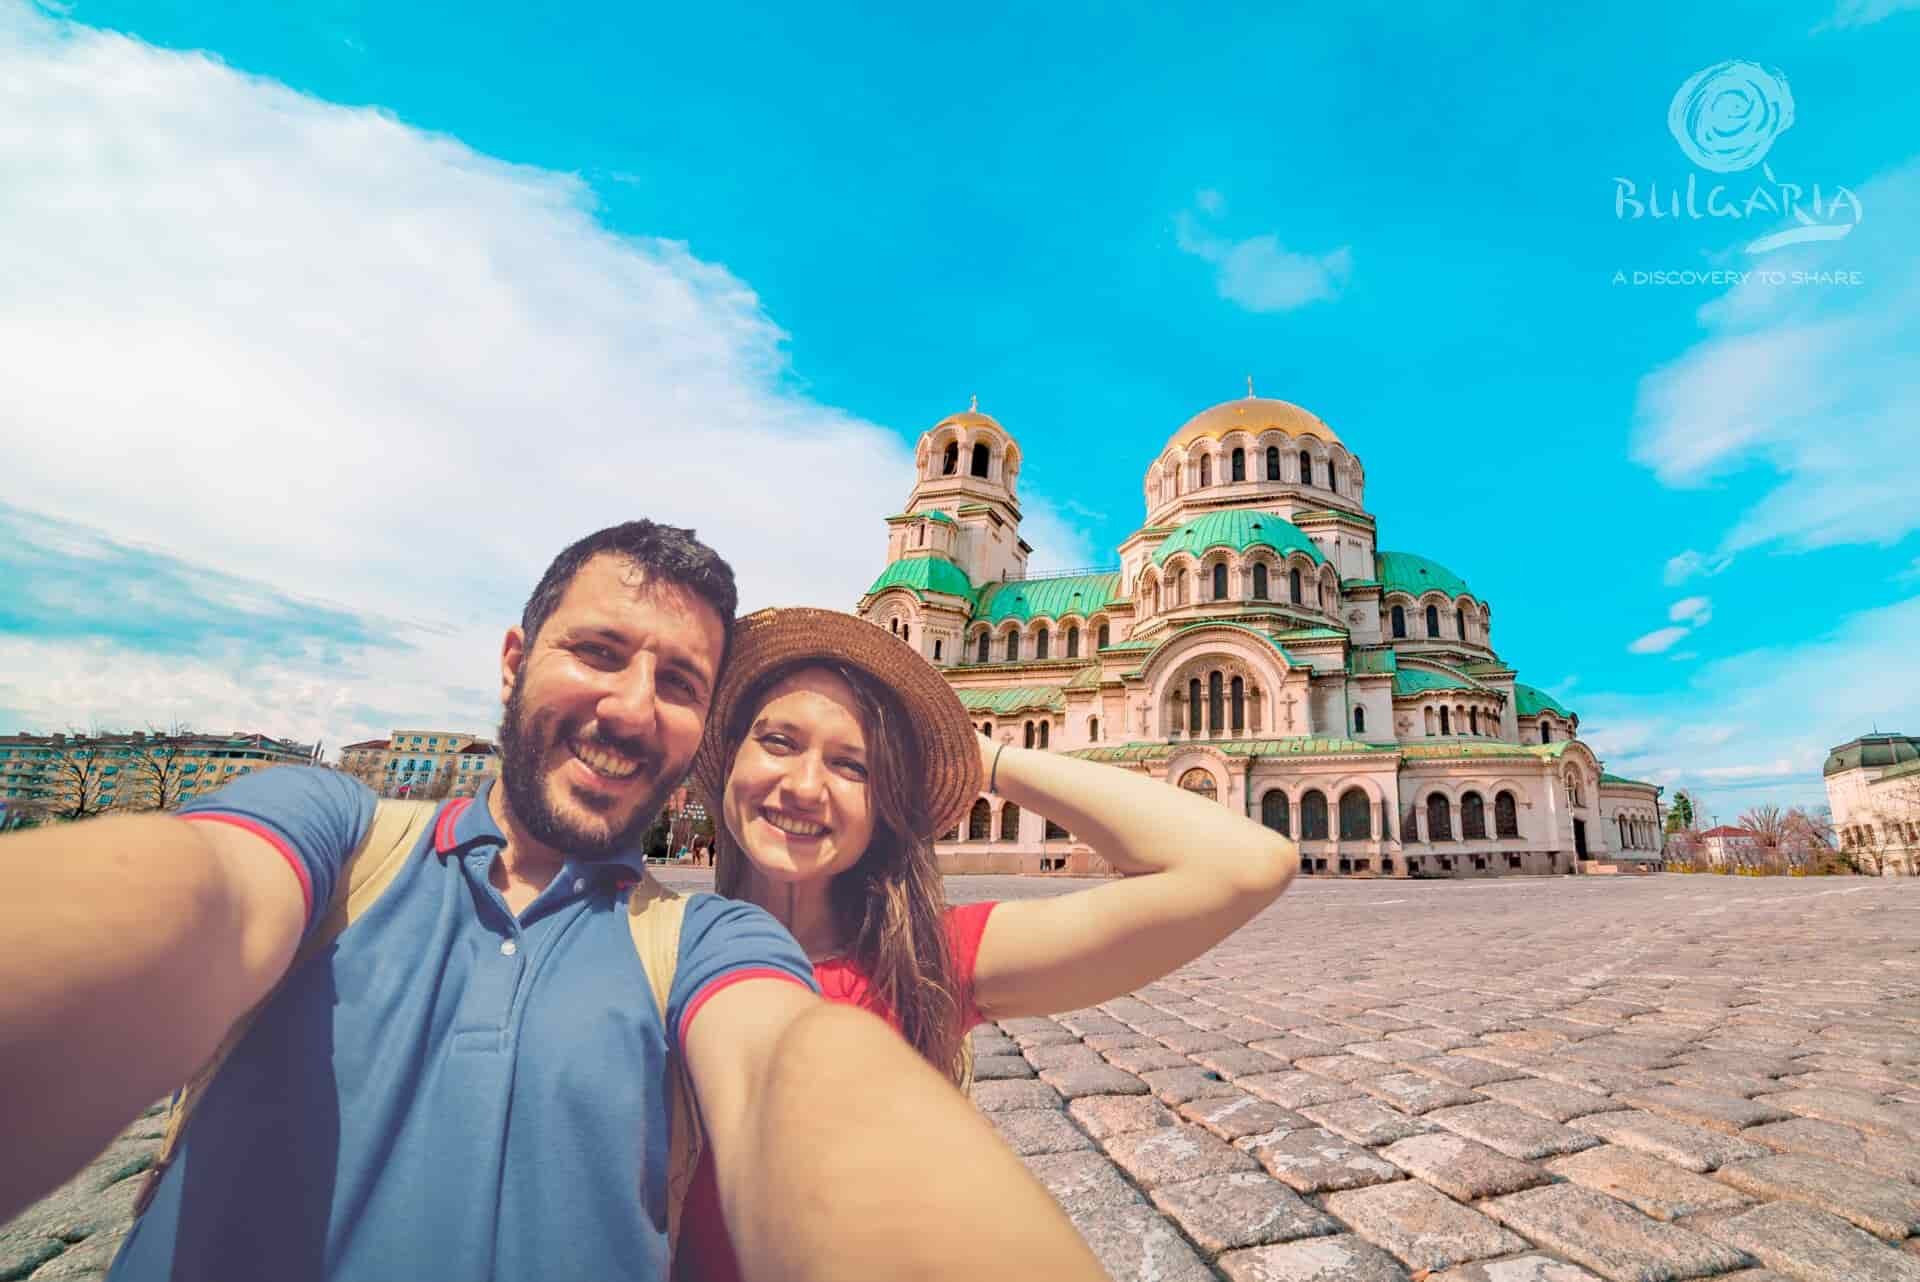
[1667,60,1795,173]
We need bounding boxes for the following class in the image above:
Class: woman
[677,607,1298,1280]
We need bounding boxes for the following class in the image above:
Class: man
[0,521,1101,1282]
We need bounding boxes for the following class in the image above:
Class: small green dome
[1514,683,1573,720]
[1823,733,1920,777]
[1151,510,1324,567]
[864,556,974,602]
[1376,551,1472,600]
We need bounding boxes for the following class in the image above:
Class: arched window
[1261,790,1291,835]
[1299,450,1313,486]
[1199,456,1211,487]
[1097,624,1110,649]
[1212,563,1228,600]
[1456,607,1467,640]
[970,443,991,477]
[1178,768,1217,802]
[1035,627,1049,660]
[1005,632,1019,662]
[1320,581,1331,610]
[1265,446,1280,480]
[1231,676,1245,732]
[1391,606,1407,638]
[1469,708,1480,735]
[890,619,899,634]
[1066,626,1079,658]
[1426,604,1441,637]
[942,442,958,475]
[1044,819,1070,839]
[968,798,992,841]
[976,632,990,664]
[999,802,1021,842]
[916,525,925,547]
[1088,716,1099,742]
[1038,721,1049,749]
[1289,568,1303,604]
[1208,671,1224,734]
[1339,789,1372,840]
[1187,678,1202,735]
[1300,790,1329,839]
[1231,448,1246,482]
[1539,719,1551,743]
[1024,721,1035,749]
[1427,794,1454,841]
[979,722,992,737]
[1495,791,1519,838]
[1440,707,1451,735]
[1462,792,1487,839]
[1618,816,1629,848]
[1424,707,1437,736]
[1353,706,1367,734]
[1253,564,1269,599]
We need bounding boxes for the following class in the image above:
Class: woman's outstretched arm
[969,737,1298,1019]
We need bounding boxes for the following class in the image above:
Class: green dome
[1376,551,1471,600]
[1151,510,1324,567]
[1514,683,1573,720]
[1824,733,1920,777]
[1393,668,1474,697]
[973,572,1123,625]
[864,556,974,602]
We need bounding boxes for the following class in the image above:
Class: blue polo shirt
[109,768,815,1282]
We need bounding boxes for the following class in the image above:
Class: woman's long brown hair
[712,658,969,1085]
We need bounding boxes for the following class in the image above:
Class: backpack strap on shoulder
[134,799,437,1216]
[625,872,700,1260]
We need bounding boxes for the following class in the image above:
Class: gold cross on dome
[1246,375,1255,398]
[970,394,979,412]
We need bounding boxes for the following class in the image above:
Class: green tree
[1665,790,1695,832]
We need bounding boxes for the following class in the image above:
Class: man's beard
[497,673,676,863]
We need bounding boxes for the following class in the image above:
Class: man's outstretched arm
[687,982,1105,1282]
[0,815,305,1220]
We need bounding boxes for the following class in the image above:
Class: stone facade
[858,396,1664,878]
[1824,733,1920,876]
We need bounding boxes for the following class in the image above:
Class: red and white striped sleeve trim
[677,967,813,1048]
[179,812,313,920]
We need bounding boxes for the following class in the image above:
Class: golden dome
[1166,396,1340,452]
[932,409,1004,432]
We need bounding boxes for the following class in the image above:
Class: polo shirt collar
[437,778,650,879]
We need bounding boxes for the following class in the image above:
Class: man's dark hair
[520,520,739,651]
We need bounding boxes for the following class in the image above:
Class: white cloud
[1628,626,1691,654]
[1896,556,1920,583]
[1631,156,1920,559]
[1195,188,1225,215]
[1664,549,1734,586]
[1015,492,1102,575]
[1818,0,1920,28]
[1175,210,1351,312]
[1668,596,1712,625]
[0,6,981,740]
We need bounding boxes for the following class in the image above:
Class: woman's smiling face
[722,665,877,885]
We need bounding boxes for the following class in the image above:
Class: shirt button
[500,939,518,957]
[573,878,588,893]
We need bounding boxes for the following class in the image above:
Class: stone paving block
[1399,1026,1483,1051]
[1105,1121,1257,1188]
[1131,1017,1197,1038]
[1300,1097,1435,1146]
[1100,1043,1193,1074]
[1066,1092,1176,1141]
[1791,1068,1918,1095]
[1141,1066,1242,1105]
[970,1027,1018,1055]
[1406,1054,1530,1088]
[988,1107,1095,1157]
[1755,1086,1920,1140]
[1428,1101,1603,1160]
[23,1230,124,1279]
[0,1239,67,1281]
[1744,1115,1920,1183]
[1011,1026,1083,1048]
[1249,1034,1345,1062]
[972,1053,1036,1080]
[1530,1059,1660,1097]
[1217,1233,1414,1282]
[1565,1037,1687,1071]
[1293,1022,1381,1048]
[1346,1035,1444,1064]
[971,1078,1065,1112]
[1020,1150,1147,1216]
[1462,1045,1552,1070]
[1066,1202,1217,1282]
[1379,1132,1552,1201]
[1155,1026,1243,1055]
[1428,1253,1607,1280]
[1479,1078,1627,1123]
[0,1174,143,1248]
[1486,1029,1573,1053]
[1037,1062,1149,1099]
[1239,1071,1365,1109]
[1057,1011,1133,1037]
[1360,1072,1488,1115]
[1616,1085,1792,1136]
[1544,1146,1752,1222]
[1480,1183,1749,1282]
[1194,1046,1291,1079]
[1570,1110,1770,1173]
[1673,1049,1805,1079]
[1082,1032,1153,1053]
[1100,997,1162,1023]
[1324,1179,1527,1274]
[1714,1151,1920,1241]
[1295,1054,1397,1083]
[1151,1171,1340,1253]
[1239,1126,1402,1193]
[1701,1199,1920,1282]
[1654,1066,1781,1099]
[1218,1018,1294,1043]
[1023,1041,1103,1072]
[1177,1091,1308,1141]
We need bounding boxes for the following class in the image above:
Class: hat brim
[691,607,985,839]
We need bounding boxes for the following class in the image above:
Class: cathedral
[857,395,1666,877]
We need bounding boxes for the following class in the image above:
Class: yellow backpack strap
[135,799,437,1215]
[625,872,698,1261]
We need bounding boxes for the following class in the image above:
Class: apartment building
[0,730,316,825]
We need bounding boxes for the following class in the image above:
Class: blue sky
[2,0,1916,818]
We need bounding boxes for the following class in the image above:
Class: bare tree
[422,765,459,801]
[42,736,109,822]
[1738,804,1785,848]
[125,726,199,812]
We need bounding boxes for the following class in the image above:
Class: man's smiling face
[497,553,726,861]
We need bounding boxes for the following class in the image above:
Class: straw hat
[690,607,986,837]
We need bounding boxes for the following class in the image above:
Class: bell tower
[896,400,1030,586]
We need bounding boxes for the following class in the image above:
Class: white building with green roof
[857,394,1663,878]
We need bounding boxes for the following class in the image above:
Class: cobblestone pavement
[8,872,1917,1281]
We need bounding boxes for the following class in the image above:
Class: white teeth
[572,741,642,780]
[764,811,828,837]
